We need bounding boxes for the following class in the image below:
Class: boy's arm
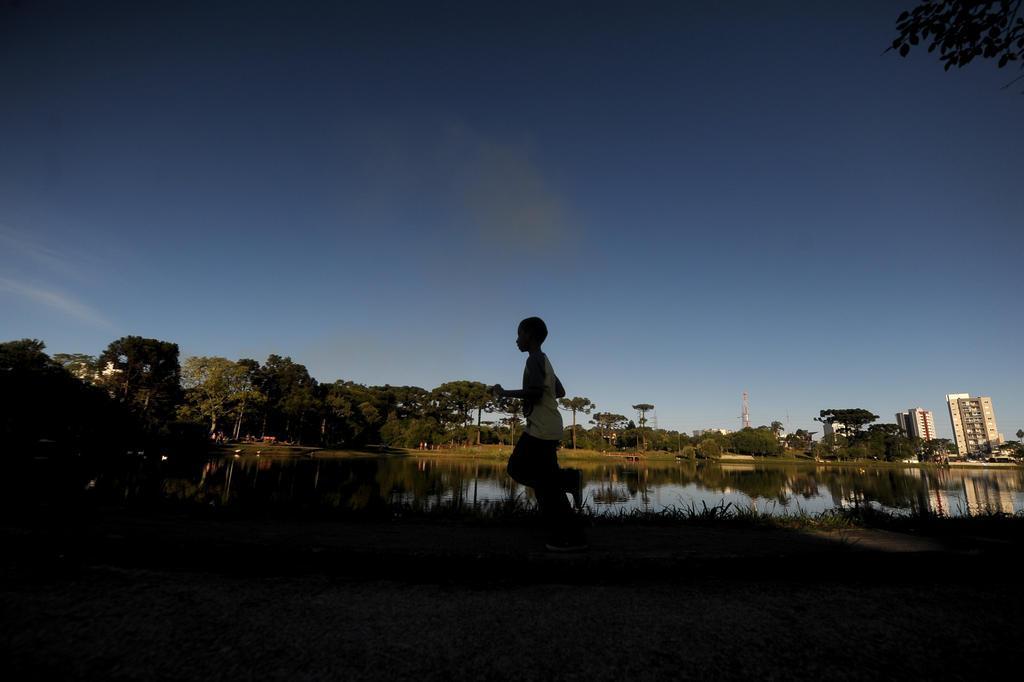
[492,355,544,402]
[555,376,566,399]
[497,387,542,401]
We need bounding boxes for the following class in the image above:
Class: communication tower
[742,392,751,429]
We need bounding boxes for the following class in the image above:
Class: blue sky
[1,1,1021,438]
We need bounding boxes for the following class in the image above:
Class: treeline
[1,337,198,456]
[1,336,518,452]
[2,335,807,458]
[10,335,969,462]
[0,336,611,452]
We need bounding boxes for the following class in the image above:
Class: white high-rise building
[821,422,847,438]
[946,394,1001,456]
[895,408,937,441]
[692,428,731,438]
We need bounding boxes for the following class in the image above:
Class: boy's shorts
[506,432,560,489]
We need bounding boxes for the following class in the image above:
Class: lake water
[65,453,1024,517]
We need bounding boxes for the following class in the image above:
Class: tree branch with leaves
[890,1,1024,87]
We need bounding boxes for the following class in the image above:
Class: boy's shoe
[566,468,583,510]
[544,538,589,553]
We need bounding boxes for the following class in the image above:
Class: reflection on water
[41,454,1024,517]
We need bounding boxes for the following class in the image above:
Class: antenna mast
[742,391,751,429]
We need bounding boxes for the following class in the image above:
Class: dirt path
[2,510,1020,680]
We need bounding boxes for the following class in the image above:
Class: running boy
[491,317,587,552]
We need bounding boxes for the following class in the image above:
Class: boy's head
[516,316,548,352]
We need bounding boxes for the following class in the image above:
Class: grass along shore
[378,495,1024,536]
[211,441,1022,470]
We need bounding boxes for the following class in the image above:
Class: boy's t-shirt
[522,351,563,441]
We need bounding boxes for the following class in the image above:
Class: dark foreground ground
[3,508,1022,681]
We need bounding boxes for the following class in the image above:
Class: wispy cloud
[0,226,79,275]
[449,130,580,250]
[0,277,113,329]
[343,126,581,257]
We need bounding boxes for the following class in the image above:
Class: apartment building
[946,393,1001,456]
[895,408,937,441]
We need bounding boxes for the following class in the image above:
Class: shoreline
[211,444,1023,471]
[200,444,1024,476]
[7,504,1024,576]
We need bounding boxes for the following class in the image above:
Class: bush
[697,439,721,459]
[730,427,783,456]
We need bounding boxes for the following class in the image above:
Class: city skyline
[1,1,1020,438]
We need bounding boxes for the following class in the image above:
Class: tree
[813,433,847,460]
[97,336,181,429]
[51,353,98,382]
[631,403,654,450]
[591,412,628,448]
[1,338,52,372]
[467,381,493,446]
[770,421,784,438]
[558,396,594,449]
[0,339,141,454]
[230,359,265,440]
[996,440,1024,457]
[1016,428,1024,442]
[815,409,879,443]
[645,428,687,452]
[388,386,431,420]
[697,439,722,459]
[322,381,387,447]
[256,354,317,442]
[890,1,1024,79]
[921,437,956,462]
[2,339,66,446]
[432,380,489,446]
[493,395,523,445]
[181,356,247,435]
[372,385,436,447]
[730,427,783,456]
[785,429,814,452]
[866,423,919,462]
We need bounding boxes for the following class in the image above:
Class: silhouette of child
[492,317,587,552]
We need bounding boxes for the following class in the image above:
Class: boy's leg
[507,434,544,489]
[508,435,586,548]
[560,467,584,509]
[533,441,587,548]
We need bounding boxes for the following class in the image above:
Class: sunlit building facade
[895,408,936,441]
[821,422,846,439]
[692,428,731,438]
[946,394,1001,456]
